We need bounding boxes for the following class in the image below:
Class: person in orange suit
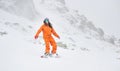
[34,18,60,56]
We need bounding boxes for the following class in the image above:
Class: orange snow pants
[44,36,57,54]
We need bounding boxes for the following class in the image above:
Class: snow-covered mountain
[0,0,120,71]
[0,0,38,20]
[0,0,119,46]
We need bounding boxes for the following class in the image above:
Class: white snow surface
[0,0,120,71]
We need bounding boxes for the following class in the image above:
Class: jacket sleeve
[35,25,43,36]
[52,28,59,38]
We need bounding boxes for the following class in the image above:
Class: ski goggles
[44,18,49,23]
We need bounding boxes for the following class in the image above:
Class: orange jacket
[35,24,59,39]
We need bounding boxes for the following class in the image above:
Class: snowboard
[40,54,60,58]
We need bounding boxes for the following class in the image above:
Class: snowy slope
[0,0,120,71]
[0,9,120,71]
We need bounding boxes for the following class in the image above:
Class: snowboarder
[34,18,60,57]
